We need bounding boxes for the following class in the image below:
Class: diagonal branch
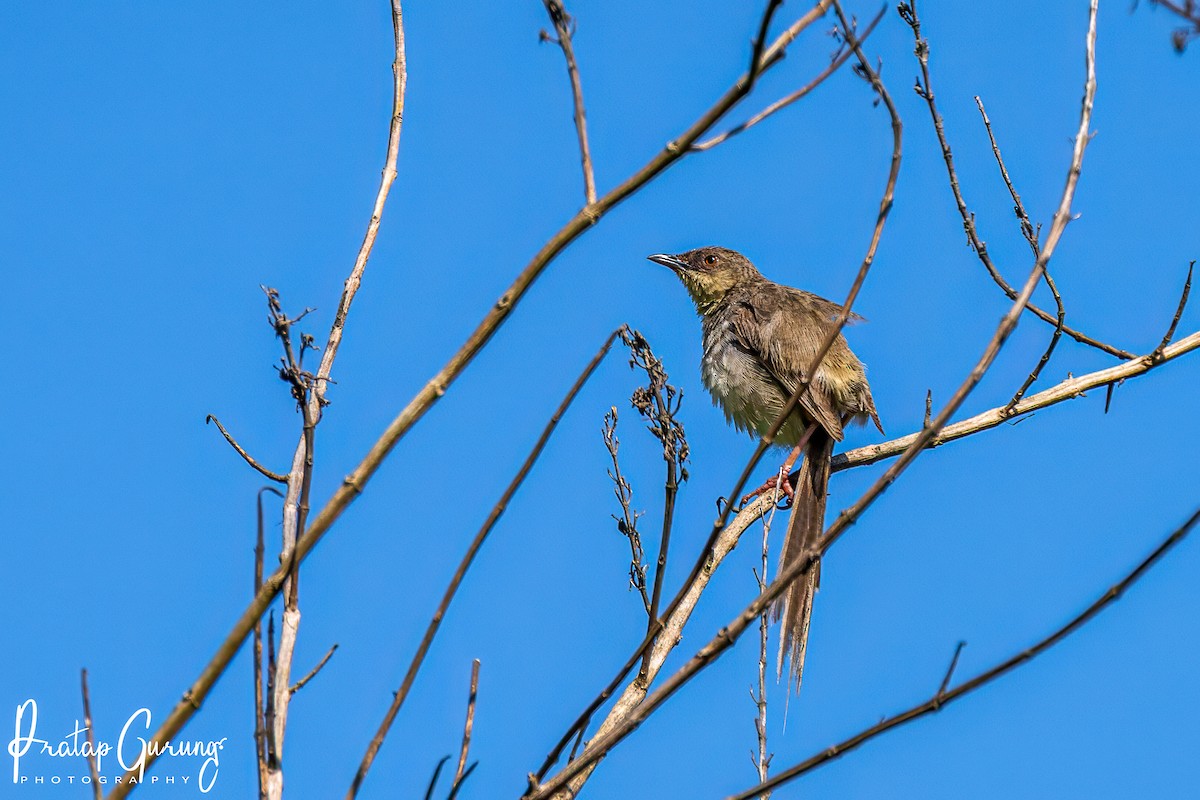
[346,328,622,799]
[540,0,597,204]
[726,504,1200,799]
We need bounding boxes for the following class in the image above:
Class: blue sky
[2,1,1197,798]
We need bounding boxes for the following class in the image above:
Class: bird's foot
[739,470,795,509]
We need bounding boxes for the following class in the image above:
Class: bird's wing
[728,288,845,440]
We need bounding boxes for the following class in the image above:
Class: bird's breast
[700,321,791,440]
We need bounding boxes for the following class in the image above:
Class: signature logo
[8,700,225,792]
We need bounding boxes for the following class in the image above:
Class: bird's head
[647,246,762,313]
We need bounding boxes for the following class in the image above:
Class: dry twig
[603,408,651,615]
[540,0,596,204]
[206,415,288,483]
[1151,262,1194,361]
[454,660,481,790]
[619,327,690,666]
[289,643,339,695]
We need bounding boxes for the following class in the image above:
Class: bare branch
[346,328,621,799]
[727,504,1200,799]
[540,0,597,204]
[453,660,481,789]
[899,0,1132,360]
[80,669,102,800]
[205,415,288,483]
[832,328,1200,473]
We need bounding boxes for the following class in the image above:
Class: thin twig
[346,328,622,799]
[114,2,836,790]
[727,504,1200,799]
[206,415,288,483]
[974,95,1065,412]
[454,660,481,788]
[254,487,281,800]
[264,612,278,770]
[898,0,1132,361]
[289,644,339,695]
[1151,261,1193,362]
[753,480,783,797]
[423,756,451,800]
[531,2,1098,793]
[935,640,966,699]
[749,0,787,87]
[603,408,651,615]
[831,328,1200,473]
[80,669,102,800]
[448,763,478,800]
[541,0,596,204]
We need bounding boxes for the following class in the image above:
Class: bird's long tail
[774,429,832,692]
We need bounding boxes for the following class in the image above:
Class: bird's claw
[739,474,796,509]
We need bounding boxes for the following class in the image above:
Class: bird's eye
[703,254,718,265]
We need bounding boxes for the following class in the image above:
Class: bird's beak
[647,253,687,271]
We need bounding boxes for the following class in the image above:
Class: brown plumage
[648,246,882,691]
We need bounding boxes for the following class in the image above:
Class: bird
[648,245,882,690]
